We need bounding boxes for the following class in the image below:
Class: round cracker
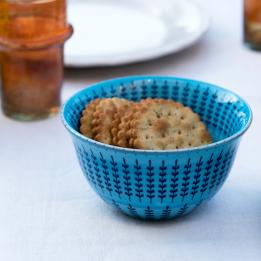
[111,103,138,147]
[80,99,101,139]
[92,98,132,145]
[127,98,212,150]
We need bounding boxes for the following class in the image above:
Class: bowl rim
[61,75,253,154]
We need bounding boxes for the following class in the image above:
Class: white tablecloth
[1,0,261,260]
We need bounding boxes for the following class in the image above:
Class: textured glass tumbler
[244,0,261,50]
[0,0,73,121]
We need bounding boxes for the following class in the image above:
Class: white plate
[65,0,209,67]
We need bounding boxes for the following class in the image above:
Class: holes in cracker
[154,110,162,119]
[188,141,194,147]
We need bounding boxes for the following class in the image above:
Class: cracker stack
[80,98,212,150]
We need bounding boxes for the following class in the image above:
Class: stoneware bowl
[62,76,252,220]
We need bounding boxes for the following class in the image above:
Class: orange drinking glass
[244,0,261,50]
[0,0,73,120]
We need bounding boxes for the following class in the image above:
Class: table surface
[1,0,261,260]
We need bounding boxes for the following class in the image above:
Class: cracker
[80,99,101,139]
[128,98,211,150]
[111,103,138,147]
[92,98,132,145]
[110,97,131,109]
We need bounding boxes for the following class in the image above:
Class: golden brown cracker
[112,103,138,147]
[128,98,211,150]
[80,99,101,139]
[92,98,132,145]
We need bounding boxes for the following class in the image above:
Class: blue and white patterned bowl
[62,76,252,220]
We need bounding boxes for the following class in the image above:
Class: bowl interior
[63,76,252,144]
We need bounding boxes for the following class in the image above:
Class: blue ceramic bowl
[62,76,252,220]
